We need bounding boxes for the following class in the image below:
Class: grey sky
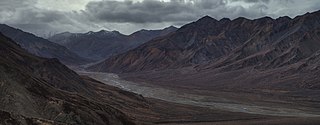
[0,0,319,37]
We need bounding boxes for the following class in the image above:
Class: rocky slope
[89,10,320,74]
[0,32,139,124]
[87,10,320,103]
[0,24,91,65]
[49,26,177,60]
[1,32,273,125]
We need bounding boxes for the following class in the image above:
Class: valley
[1,1,320,124]
[79,71,320,118]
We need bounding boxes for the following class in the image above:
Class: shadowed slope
[0,24,92,65]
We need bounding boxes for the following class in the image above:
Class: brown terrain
[48,26,177,61]
[1,6,320,125]
[87,10,320,124]
[89,10,320,101]
[1,31,311,125]
[89,11,320,73]
[0,24,92,65]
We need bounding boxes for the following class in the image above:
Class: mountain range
[2,6,320,125]
[1,31,278,125]
[88,10,320,102]
[49,26,177,61]
[0,24,91,65]
[89,11,320,73]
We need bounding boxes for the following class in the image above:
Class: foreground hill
[0,32,138,124]
[49,26,177,61]
[0,24,91,65]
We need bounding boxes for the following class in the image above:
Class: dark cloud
[237,0,270,3]
[84,0,273,24]
[85,0,199,23]
[0,0,98,37]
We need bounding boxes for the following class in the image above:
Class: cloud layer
[0,0,319,37]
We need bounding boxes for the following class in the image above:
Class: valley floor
[78,71,320,124]
[157,117,320,125]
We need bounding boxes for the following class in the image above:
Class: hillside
[0,32,275,125]
[49,26,177,60]
[0,24,91,65]
[89,11,320,74]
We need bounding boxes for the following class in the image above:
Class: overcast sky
[0,0,319,37]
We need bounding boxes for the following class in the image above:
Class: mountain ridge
[0,32,139,124]
[49,26,178,60]
[1,32,250,125]
[88,10,320,73]
[0,24,92,65]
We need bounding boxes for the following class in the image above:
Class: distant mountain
[48,26,177,60]
[128,26,178,47]
[0,24,92,65]
[88,11,320,73]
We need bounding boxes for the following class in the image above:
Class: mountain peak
[233,17,251,22]
[219,18,231,23]
[98,29,109,33]
[84,30,122,36]
[197,15,217,22]
[163,26,178,31]
[59,31,71,35]
[257,16,273,20]
[86,31,95,35]
[111,30,121,34]
[277,16,291,20]
[166,25,177,29]
[276,16,292,22]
